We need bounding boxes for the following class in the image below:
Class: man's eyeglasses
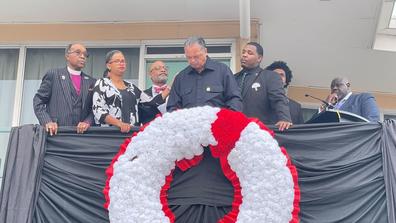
[151,65,169,72]
[68,50,89,58]
[109,59,126,64]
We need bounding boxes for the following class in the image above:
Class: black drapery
[0,125,46,223]
[0,121,396,223]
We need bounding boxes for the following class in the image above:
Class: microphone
[304,94,334,109]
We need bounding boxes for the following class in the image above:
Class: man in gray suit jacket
[33,43,96,135]
[323,77,380,122]
[235,42,292,131]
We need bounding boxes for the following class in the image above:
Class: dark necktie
[239,72,248,89]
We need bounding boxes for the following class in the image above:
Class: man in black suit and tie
[266,61,304,124]
[33,43,96,135]
[139,60,170,124]
[234,42,292,131]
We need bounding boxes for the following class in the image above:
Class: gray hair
[105,50,123,64]
[65,43,87,55]
[65,43,75,55]
[184,36,206,50]
[331,77,349,86]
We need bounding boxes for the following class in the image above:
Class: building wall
[0,20,395,111]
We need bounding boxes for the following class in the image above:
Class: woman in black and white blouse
[92,50,169,132]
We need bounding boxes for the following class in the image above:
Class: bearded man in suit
[33,43,96,135]
[139,60,170,124]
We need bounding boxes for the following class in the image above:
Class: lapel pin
[252,82,261,91]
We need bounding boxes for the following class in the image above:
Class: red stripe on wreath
[211,109,251,222]
[103,137,131,209]
[175,154,204,171]
[160,171,176,223]
[160,154,205,223]
[280,147,301,223]
[210,109,251,158]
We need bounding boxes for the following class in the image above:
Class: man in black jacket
[234,42,292,131]
[266,61,304,124]
[167,36,242,112]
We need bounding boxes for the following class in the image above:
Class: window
[384,114,396,120]
[146,45,231,54]
[145,59,231,89]
[389,3,396,28]
[143,43,234,89]
[21,48,66,125]
[372,1,396,51]
[0,48,19,178]
[86,48,140,82]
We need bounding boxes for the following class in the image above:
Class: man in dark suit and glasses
[234,42,292,131]
[33,43,96,135]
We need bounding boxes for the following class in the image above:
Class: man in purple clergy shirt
[33,43,96,135]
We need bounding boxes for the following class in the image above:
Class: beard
[152,74,168,85]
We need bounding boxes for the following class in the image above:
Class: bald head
[149,60,168,86]
[330,77,351,100]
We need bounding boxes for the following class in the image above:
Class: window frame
[372,1,396,51]
[140,39,236,89]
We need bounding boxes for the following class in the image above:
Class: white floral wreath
[104,106,300,223]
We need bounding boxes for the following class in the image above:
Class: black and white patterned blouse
[92,77,165,126]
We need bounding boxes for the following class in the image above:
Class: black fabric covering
[32,126,135,223]
[274,122,389,223]
[170,204,231,223]
[168,148,234,206]
[0,125,46,223]
[168,148,233,222]
[1,121,396,223]
[382,120,396,222]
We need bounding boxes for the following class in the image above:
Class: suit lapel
[80,73,90,109]
[242,70,261,98]
[339,95,353,111]
[59,68,73,110]
[144,87,153,97]
[338,94,354,110]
